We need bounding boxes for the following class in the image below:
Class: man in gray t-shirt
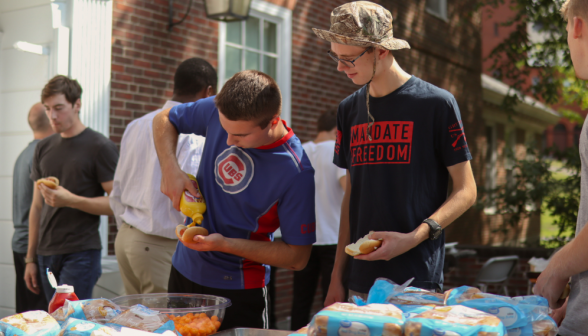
[534,2,588,334]
[12,103,54,312]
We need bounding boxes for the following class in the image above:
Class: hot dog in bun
[345,231,382,256]
[36,177,59,189]
[176,224,209,244]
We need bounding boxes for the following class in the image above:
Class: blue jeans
[38,250,102,302]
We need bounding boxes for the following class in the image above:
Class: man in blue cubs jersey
[153,70,316,330]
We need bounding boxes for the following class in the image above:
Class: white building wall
[0,0,120,318]
[0,0,55,317]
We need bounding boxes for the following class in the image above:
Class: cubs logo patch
[215,146,254,194]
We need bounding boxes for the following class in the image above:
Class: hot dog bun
[175,224,209,243]
[36,177,59,189]
[181,226,209,243]
[345,231,382,256]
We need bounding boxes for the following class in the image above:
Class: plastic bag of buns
[396,305,434,319]
[57,318,116,336]
[388,287,445,307]
[504,306,558,336]
[307,303,404,336]
[51,299,122,324]
[404,305,506,336]
[0,311,60,336]
[106,305,175,334]
[445,286,556,330]
[58,318,176,336]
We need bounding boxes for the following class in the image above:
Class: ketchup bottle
[48,284,79,313]
[46,269,79,313]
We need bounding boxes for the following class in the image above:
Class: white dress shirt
[110,101,205,239]
[302,140,346,245]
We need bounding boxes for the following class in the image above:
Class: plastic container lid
[56,284,74,293]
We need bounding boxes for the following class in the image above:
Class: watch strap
[24,256,37,264]
[423,218,442,240]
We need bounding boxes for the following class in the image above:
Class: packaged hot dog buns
[36,177,59,189]
[404,305,506,336]
[106,305,174,333]
[345,231,382,256]
[58,318,176,336]
[308,303,404,336]
[445,286,557,332]
[396,305,434,319]
[0,311,60,336]
[388,287,445,307]
[51,299,121,324]
[57,318,115,336]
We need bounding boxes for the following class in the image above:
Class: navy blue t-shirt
[333,76,472,293]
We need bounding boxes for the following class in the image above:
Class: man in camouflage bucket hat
[313,1,477,305]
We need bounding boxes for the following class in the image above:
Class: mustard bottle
[180,174,206,225]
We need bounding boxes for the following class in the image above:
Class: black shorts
[168,265,269,330]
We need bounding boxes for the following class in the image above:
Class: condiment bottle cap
[56,285,74,293]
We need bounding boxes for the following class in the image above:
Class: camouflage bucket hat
[312,1,410,51]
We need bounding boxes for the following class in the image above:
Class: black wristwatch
[423,218,442,240]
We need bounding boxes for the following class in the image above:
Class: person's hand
[324,278,346,306]
[354,231,418,261]
[533,257,570,309]
[38,184,74,208]
[180,233,227,252]
[550,297,568,326]
[24,263,40,295]
[160,167,198,211]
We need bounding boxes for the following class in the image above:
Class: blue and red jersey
[168,97,316,290]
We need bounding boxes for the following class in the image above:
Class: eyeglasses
[327,48,370,68]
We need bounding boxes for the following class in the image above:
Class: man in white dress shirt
[110,58,217,294]
[290,110,346,329]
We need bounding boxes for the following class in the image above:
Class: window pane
[227,21,242,44]
[264,56,277,79]
[246,17,260,49]
[226,46,242,80]
[264,21,277,53]
[246,51,260,70]
[426,0,441,14]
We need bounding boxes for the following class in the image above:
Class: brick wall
[109,0,218,252]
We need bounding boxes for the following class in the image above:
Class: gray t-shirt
[560,116,588,336]
[30,128,119,255]
[12,140,40,253]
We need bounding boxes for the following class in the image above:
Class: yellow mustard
[180,173,206,225]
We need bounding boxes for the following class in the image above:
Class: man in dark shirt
[12,103,54,312]
[313,2,477,302]
[24,76,119,301]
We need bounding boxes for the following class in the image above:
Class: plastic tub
[112,293,231,336]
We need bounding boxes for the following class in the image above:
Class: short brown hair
[317,109,337,132]
[41,75,83,106]
[215,70,281,128]
[561,0,588,20]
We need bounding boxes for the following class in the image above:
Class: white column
[70,0,114,257]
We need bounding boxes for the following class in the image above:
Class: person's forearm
[68,195,113,216]
[153,108,181,172]
[412,176,477,245]
[332,186,351,281]
[219,238,311,270]
[551,225,588,279]
[27,200,42,259]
